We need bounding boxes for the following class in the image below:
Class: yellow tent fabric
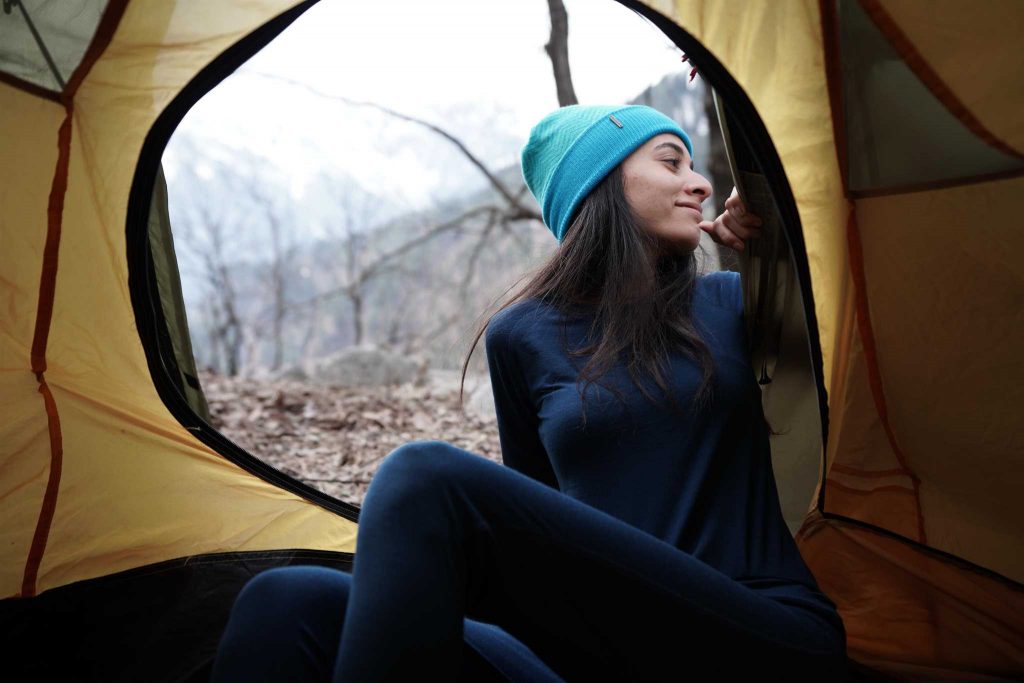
[0,0,356,601]
[1,0,1021,681]
[652,0,1023,679]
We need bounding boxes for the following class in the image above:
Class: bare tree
[281,199,506,355]
[176,0,585,378]
[323,187,385,348]
[236,72,546,362]
[171,144,247,377]
[191,212,244,376]
[545,0,578,106]
[226,0,584,367]
[242,179,296,371]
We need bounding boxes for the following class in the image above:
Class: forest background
[163,0,739,505]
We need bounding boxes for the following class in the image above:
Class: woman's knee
[230,565,353,623]
[369,440,473,495]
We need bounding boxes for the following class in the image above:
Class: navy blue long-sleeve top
[484,270,843,635]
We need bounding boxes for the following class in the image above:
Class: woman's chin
[658,238,699,258]
[667,230,701,253]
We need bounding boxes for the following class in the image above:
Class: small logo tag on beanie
[609,114,623,128]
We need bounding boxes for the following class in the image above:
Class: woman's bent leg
[333,440,848,683]
[211,565,351,682]
[210,566,532,682]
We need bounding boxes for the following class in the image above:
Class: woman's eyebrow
[653,141,686,155]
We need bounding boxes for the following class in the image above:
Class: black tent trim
[125,0,360,523]
[0,67,60,102]
[850,165,1024,198]
[2,548,353,682]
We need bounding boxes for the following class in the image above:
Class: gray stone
[307,345,423,388]
[273,364,309,382]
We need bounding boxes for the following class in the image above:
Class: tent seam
[19,0,130,598]
[22,102,72,598]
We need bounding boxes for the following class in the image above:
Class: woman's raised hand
[698,186,763,252]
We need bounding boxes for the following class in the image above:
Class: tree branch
[239,70,539,218]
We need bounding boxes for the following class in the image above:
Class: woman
[210,104,849,682]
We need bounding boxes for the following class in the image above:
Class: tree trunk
[269,215,286,371]
[351,291,364,346]
[545,0,577,107]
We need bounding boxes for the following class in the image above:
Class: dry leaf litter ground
[201,369,502,508]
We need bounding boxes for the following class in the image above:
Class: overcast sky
[166,0,695,210]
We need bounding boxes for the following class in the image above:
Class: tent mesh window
[836,0,1024,192]
[0,0,110,92]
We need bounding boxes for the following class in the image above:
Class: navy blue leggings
[211,440,849,682]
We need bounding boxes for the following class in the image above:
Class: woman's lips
[679,205,702,217]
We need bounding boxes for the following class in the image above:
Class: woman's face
[620,133,712,255]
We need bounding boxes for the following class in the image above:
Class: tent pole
[3,0,66,90]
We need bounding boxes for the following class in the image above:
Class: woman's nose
[688,172,712,199]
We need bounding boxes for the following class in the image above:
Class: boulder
[272,364,309,382]
[307,345,423,389]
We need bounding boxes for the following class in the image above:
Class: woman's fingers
[703,188,766,252]
[724,189,764,225]
[704,217,762,253]
[700,222,724,245]
[702,215,743,252]
[722,216,746,251]
[724,188,743,215]
[717,213,762,252]
[723,210,763,240]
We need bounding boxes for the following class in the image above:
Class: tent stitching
[21,105,72,598]
[18,0,131,598]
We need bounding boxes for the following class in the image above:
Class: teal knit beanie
[520,104,694,244]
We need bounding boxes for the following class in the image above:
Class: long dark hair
[457,161,730,429]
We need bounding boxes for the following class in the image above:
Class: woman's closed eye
[664,157,694,171]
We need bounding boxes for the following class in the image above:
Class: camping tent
[1,0,1020,680]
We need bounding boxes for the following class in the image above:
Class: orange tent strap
[21,378,65,597]
[21,102,73,597]
[29,105,72,376]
